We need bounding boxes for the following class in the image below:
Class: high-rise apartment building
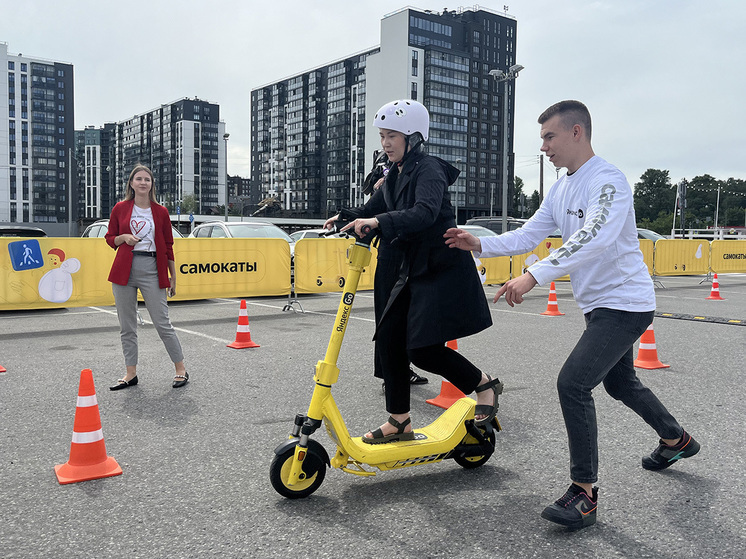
[250,6,518,221]
[74,124,116,220]
[75,99,226,219]
[113,98,226,213]
[1,42,75,225]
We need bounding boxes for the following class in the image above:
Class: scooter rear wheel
[270,444,326,499]
[453,426,496,469]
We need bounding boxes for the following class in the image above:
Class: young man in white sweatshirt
[444,100,699,529]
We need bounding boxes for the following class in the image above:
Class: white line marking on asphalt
[88,306,233,343]
[88,306,118,316]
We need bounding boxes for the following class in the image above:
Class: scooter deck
[347,398,476,464]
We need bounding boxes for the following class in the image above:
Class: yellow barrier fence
[639,239,654,275]
[511,238,570,282]
[475,255,511,285]
[653,239,710,276]
[1,237,291,311]
[175,238,291,299]
[293,238,377,294]
[3,236,742,311]
[710,240,746,274]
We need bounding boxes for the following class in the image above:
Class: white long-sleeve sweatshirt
[476,155,655,314]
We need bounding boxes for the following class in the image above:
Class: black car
[0,225,48,237]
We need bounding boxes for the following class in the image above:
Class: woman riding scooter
[325,99,501,443]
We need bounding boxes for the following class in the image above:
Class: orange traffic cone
[634,325,670,369]
[54,369,122,484]
[426,340,466,409]
[706,273,724,300]
[541,282,565,316]
[227,300,260,349]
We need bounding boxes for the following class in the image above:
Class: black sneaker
[541,484,598,529]
[409,370,428,385]
[642,430,700,471]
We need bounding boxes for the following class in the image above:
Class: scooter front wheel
[270,443,326,499]
[453,426,496,469]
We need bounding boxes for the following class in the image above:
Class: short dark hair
[538,100,592,141]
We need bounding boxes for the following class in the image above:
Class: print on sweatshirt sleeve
[548,183,616,266]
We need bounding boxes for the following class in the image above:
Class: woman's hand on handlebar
[323,215,339,231]
[340,217,378,237]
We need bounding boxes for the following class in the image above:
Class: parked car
[188,221,292,241]
[637,228,667,242]
[465,216,527,235]
[289,228,349,242]
[82,219,184,239]
[0,225,47,237]
[459,225,499,238]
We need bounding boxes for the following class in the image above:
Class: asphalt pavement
[1,274,745,558]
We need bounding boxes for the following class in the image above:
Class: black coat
[341,151,492,349]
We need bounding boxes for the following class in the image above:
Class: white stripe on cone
[72,429,104,444]
[77,395,98,407]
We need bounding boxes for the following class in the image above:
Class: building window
[8,61,14,70]
[21,63,27,72]
[411,50,418,76]
[411,82,418,101]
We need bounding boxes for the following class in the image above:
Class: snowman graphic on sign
[38,248,81,303]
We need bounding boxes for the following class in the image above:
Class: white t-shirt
[476,155,655,314]
[130,204,156,252]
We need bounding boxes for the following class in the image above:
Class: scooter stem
[314,241,372,386]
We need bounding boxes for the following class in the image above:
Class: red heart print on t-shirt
[131,219,149,237]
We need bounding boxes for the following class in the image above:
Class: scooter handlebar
[326,218,376,245]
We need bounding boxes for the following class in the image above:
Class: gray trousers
[112,254,184,367]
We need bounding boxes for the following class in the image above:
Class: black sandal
[110,376,138,391]
[172,371,189,388]
[474,375,503,425]
[362,416,415,445]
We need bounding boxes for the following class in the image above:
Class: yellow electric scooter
[270,222,502,499]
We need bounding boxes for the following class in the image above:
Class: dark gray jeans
[558,308,683,484]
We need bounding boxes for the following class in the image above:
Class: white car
[189,221,294,260]
[189,221,292,241]
[82,219,184,238]
[289,228,349,242]
[459,225,499,238]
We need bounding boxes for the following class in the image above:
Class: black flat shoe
[110,376,138,391]
[172,371,189,388]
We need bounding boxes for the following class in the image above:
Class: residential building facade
[1,42,75,225]
[250,6,518,221]
[74,124,116,220]
[112,98,226,214]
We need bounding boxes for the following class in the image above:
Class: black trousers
[377,283,483,414]
[558,308,682,483]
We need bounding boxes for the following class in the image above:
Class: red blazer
[105,200,175,288]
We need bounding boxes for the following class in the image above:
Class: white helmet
[373,99,429,141]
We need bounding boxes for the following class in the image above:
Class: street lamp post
[454,158,462,224]
[489,64,524,234]
[223,133,230,222]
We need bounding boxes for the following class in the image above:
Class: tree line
[516,170,746,234]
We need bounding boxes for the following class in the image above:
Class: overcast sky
[3,0,743,195]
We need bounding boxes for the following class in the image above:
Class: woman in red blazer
[105,164,188,390]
